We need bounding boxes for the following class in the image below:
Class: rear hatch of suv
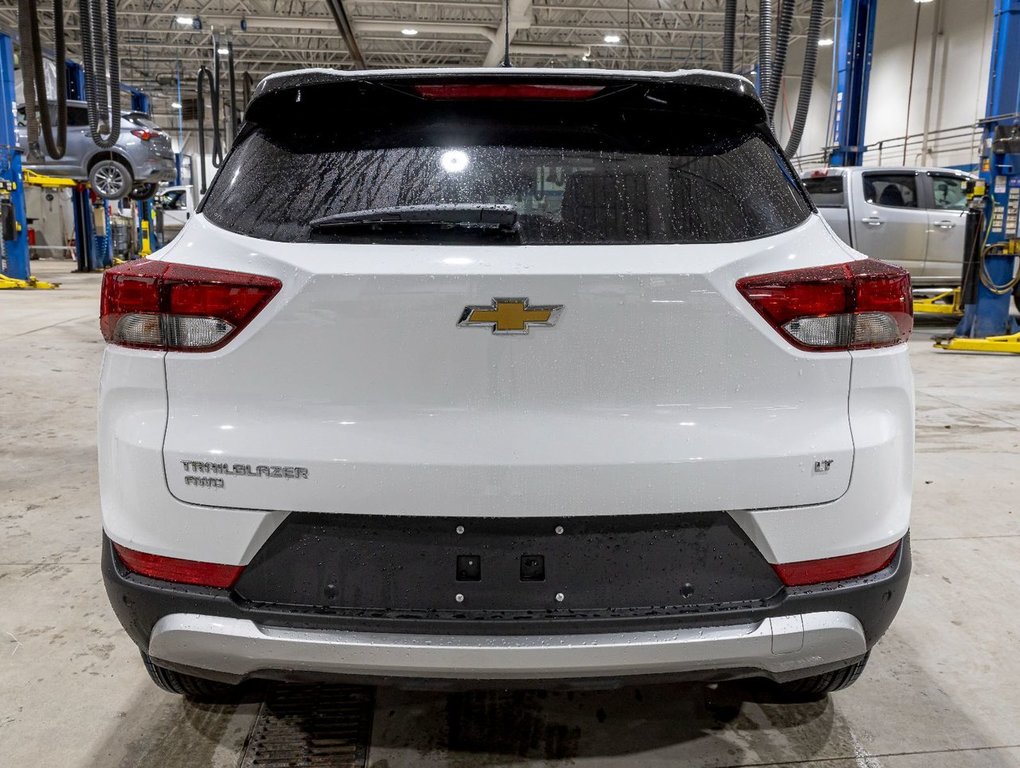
[159,71,855,519]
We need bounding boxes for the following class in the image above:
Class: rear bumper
[148,610,867,685]
[102,531,910,686]
[134,155,176,184]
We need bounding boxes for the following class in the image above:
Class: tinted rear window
[802,175,845,207]
[202,82,811,245]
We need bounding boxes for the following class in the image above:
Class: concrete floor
[2,259,1019,768]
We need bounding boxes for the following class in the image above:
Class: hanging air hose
[78,0,120,148]
[196,65,223,195]
[763,0,795,123]
[241,72,254,116]
[227,40,238,137]
[722,0,736,72]
[978,246,1020,294]
[757,0,773,109]
[18,0,67,159]
[784,0,824,157]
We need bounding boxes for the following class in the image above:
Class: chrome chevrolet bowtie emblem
[458,298,563,335]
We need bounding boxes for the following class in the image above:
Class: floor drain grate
[238,683,374,768]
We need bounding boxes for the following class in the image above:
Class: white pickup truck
[801,167,974,288]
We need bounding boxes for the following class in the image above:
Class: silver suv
[18,101,176,200]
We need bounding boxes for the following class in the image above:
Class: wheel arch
[86,149,134,174]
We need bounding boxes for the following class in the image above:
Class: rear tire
[141,651,240,701]
[129,183,159,201]
[773,653,871,701]
[88,157,133,200]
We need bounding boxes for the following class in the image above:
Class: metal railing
[791,113,1020,171]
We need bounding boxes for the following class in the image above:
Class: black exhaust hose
[210,46,222,168]
[722,0,736,71]
[960,209,983,306]
[19,0,68,159]
[758,0,773,108]
[105,0,120,141]
[78,0,119,148]
[196,66,223,194]
[784,0,824,157]
[241,72,254,118]
[196,66,209,194]
[227,40,238,137]
[764,0,794,122]
[18,0,41,159]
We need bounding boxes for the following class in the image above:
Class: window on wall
[929,174,968,210]
[863,174,919,209]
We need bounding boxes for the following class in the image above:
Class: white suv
[99,68,913,700]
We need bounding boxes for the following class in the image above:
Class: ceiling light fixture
[175,16,194,26]
[171,101,182,109]
[217,46,230,55]
[818,38,834,46]
[604,34,621,43]
[401,27,419,36]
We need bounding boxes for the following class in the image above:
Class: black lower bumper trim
[102,526,910,658]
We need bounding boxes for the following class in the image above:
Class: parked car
[801,166,975,288]
[154,185,196,242]
[18,101,176,200]
[99,68,913,701]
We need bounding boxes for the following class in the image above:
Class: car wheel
[89,158,133,200]
[772,653,871,701]
[140,651,241,701]
[129,183,159,201]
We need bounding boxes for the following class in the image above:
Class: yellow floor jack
[913,287,963,318]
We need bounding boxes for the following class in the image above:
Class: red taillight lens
[131,128,156,141]
[114,543,244,588]
[100,260,281,351]
[736,259,912,351]
[772,542,901,586]
[414,84,605,100]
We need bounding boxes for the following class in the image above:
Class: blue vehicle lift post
[0,32,31,281]
[829,0,877,167]
[937,0,1020,352]
[124,86,157,256]
[64,59,106,272]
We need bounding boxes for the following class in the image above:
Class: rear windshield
[202,83,811,245]
[123,112,160,130]
[802,175,845,207]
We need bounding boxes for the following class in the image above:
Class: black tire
[773,653,871,701]
[141,651,240,701]
[129,182,159,201]
[88,157,133,200]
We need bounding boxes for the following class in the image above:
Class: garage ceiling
[0,0,833,119]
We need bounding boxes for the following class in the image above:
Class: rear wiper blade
[309,204,518,230]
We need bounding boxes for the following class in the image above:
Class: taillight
[414,84,605,100]
[736,259,912,351]
[772,541,901,586]
[131,128,156,141]
[114,543,244,588]
[100,260,281,351]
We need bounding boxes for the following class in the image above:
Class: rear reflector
[113,543,245,588]
[100,260,281,352]
[414,84,605,100]
[736,259,912,351]
[772,542,900,586]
